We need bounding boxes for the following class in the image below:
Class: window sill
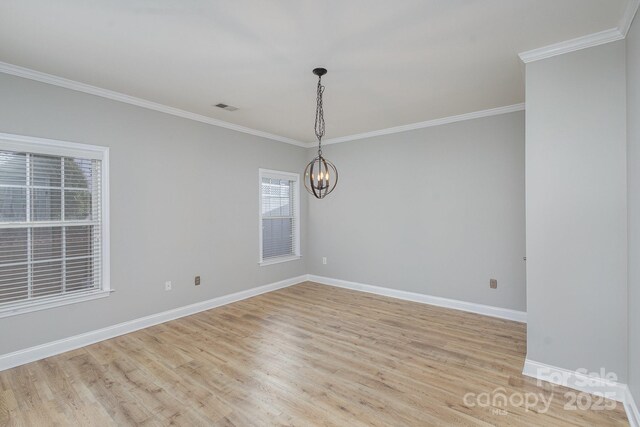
[0,289,113,319]
[259,255,301,267]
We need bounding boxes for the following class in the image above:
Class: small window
[259,169,300,266]
[0,133,109,317]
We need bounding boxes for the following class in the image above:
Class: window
[0,133,109,317]
[259,169,300,265]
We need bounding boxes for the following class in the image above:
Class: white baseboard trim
[522,358,626,401]
[523,359,640,426]
[0,275,307,372]
[625,387,640,427]
[307,274,526,323]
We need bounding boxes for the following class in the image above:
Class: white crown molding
[0,61,309,148]
[1,61,526,148]
[0,275,307,372]
[518,28,624,63]
[523,359,639,425]
[307,274,527,322]
[2,2,638,145]
[620,0,640,37]
[321,103,526,146]
[518,0,639,65]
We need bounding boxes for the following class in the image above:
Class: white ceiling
[0,0,632,143]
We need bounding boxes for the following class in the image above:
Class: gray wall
[628,13,640,403]
[0,73,308,354]
[307,111,526,311]
[525,41,628,379]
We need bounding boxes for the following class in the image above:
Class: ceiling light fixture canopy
[304,67,338,199]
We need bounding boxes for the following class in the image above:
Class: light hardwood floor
[0,282,629,426]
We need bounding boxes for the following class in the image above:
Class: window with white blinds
[259,169,300,265]
[0,134,109,317]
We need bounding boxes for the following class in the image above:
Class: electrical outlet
[165,281,172,291]
[322,257,327,265]
[195,276,201,286]
[490,279,497,289]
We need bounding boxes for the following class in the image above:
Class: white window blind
[259,169,300,265]
[0,134,109,316]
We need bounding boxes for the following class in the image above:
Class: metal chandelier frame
[304,67,338,199]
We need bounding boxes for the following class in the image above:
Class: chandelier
[304,67,338,199]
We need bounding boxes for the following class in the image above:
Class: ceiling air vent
[214,103,238,112]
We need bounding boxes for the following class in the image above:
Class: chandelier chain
[314,76,325,155]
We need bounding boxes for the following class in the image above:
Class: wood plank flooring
[0,282,629,426]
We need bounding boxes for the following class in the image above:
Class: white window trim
[258,168,301,266]
[0,132,111,317]
[259,255,301,267]
[0,290,111,319]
